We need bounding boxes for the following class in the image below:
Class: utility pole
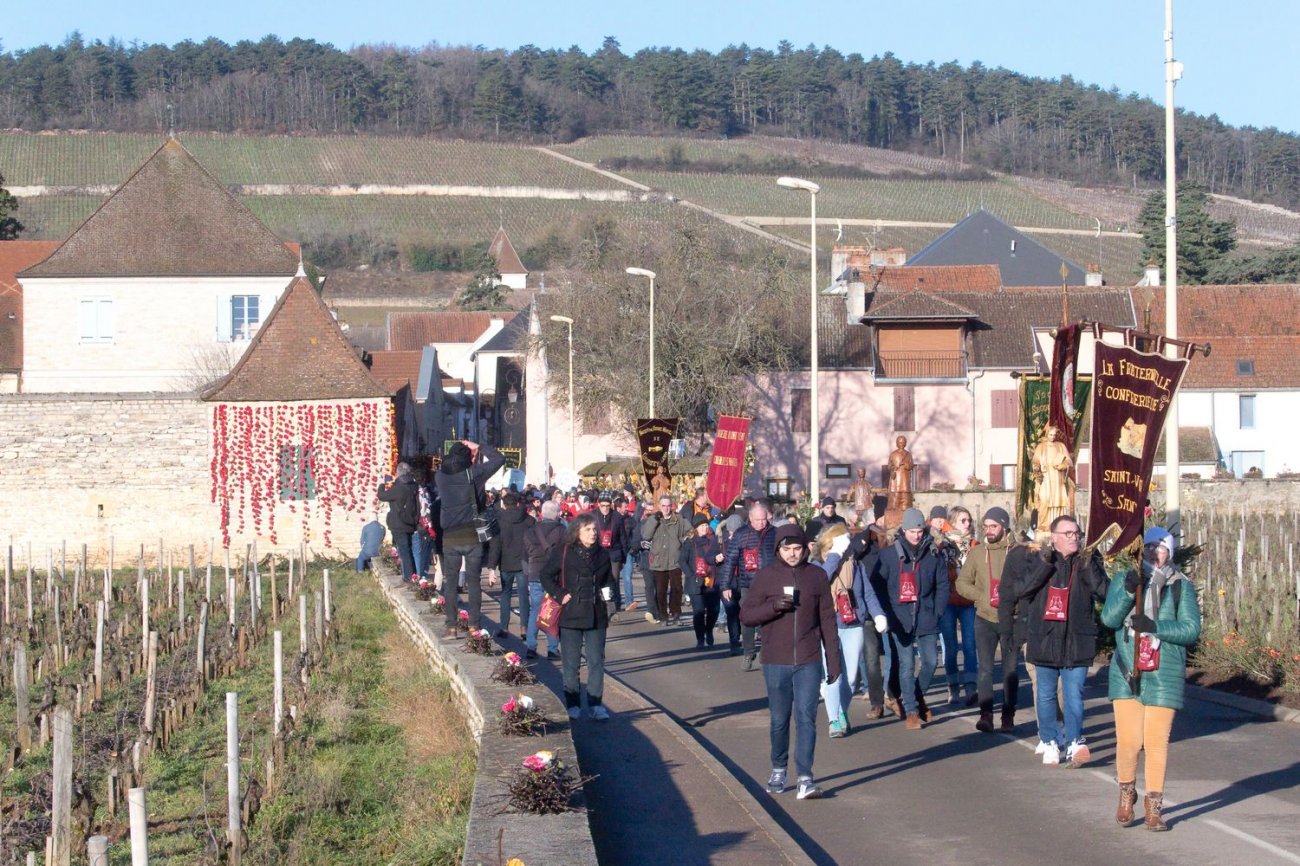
[1164,0,1184,530]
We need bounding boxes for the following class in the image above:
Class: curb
[603,670,819,866]
[1185,682,1300,724]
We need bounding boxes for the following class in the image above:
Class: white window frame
[231,294,261,342]
[79,296,114,344]
[1239,394,1256,430]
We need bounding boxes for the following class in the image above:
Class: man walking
[721,500,778,668]
[642,495,688,625]
[593,492,630,611]
[1013,514,1109,766]
[955,506,1021,732]
[494,490,534,639]
[804,496,847,541]
[377,461,421,582]
[434,440,507,636]
[741,524,841,800]
[523,500,567,659]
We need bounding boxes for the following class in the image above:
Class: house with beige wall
[18,138,300,393]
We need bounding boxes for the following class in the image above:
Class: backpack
[396,484,419,528]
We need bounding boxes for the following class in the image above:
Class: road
[593,611,1300,866]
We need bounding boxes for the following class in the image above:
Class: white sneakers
[589,705,611,721]
[1038,741,1061,765]
[1065,740,1091,766]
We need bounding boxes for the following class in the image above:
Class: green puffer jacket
[1100,569,1201,709]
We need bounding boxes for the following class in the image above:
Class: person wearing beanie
[741,523,842,800]
[721,500,778,668]
[1100,526,1200,831]
[869,507,949,728]
[679,513,724,648]
[956,505,1024,731]
[805,495,847,541]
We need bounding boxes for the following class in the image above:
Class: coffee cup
[782,585,795,598]
[600,586,613,602]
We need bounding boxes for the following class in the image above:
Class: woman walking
[938,506,978,705]
[815,525,888,737]
[1100,527,1201,831]
[679,515,723,649]
[541,511,615,720]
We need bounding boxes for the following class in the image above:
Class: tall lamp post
[626,267,658,416]
[777,176,822,502]
[1164,0,1183,528]
[549,315,575,472]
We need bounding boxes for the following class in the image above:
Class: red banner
[1085,340,1189,551]
[1049,324,1083,445]
[706,415,750,512]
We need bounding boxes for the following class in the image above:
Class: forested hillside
[2,35,1297,207]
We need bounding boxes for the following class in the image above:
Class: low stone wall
[368,567,599,866]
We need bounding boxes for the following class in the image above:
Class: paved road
[594,610,1300,866]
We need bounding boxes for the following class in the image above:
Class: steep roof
[1140,283,1300,389]
[488,227,527,276]
[387,311,515,351]
[862,290,977,320]
[22,138,300,278]
[947,288,1134,368]
[477,303,531,354]
[907,210,1087,287]
[867,264,1003,293]
[366,350,424,393]
[0,240,61,371]
[203,275,390,402]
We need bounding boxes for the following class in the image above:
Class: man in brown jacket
[741,524,842,801]
[955,506,1021,732]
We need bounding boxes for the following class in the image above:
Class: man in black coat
[494,490,535,639]
[434,439,506,636]
[593,492,631,611]
[377,462,420,582]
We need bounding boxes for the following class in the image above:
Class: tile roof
[940,288,1134,368]
[22,138,300,278]
[0,240,61,371]
[366,350,424,393]
[202,275,391,402]
[476,304,531,354]
[1138,284,1300,389]
[488,227,527,276]
[387,311,516,351]
[907,210,1087,287]
[862,290,978,320]
[867,264,1003,293]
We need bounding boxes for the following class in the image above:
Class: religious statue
[849,466,874,517]
[1032,424,1075,537]
[650,464,672,501]
[887,436,914,512]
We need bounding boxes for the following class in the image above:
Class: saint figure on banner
[1032,425,1075,536]
[650,464,671,501]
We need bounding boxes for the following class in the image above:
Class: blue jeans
[412,532,433,580]
[499,570,524,632]
[763,662,823,779]
[940,604,978,690]
[1035,665,1088,747]
[392,529,416,581]
[525,582,552,652]
[821,625,865,724]
[620,556,636,607]
[888,631,939,716]
[560,626,607,707]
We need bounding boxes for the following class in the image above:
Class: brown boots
[999,708,1016,732]
[1144,792,1169,831]
[976,712,994,732]
[904,713,922,730]
[1115,781,1138,825]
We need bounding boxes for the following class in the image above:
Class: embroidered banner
[1049,324,1084,445]
[1016,375,1092,519]
[1085,341,1189,550]
[636,418,679,498]
[706,415,751,511]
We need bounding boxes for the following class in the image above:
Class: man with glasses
[1013,515,1108,767]
[956,507,1022,732]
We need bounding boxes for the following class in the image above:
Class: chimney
[831,245,850,283]
[1085,263,1103,287]
[847,279,867,323]
[1144,264,1160,287]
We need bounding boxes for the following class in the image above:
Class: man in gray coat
[642,495,689,625]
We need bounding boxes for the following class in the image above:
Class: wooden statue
[1031,424,1075,537]
[887,436,914,511]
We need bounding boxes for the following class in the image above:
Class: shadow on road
[1163,761,1300,825]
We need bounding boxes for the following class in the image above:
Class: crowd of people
[371,444,1201,826]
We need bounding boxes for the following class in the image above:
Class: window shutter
[97,299,114,340]
[216,294,232,342]
[991,389,1017,428]
[989,463,1001,487]
[792,388,811,432]
[893,386,915,431]
[915,462,931,491]
[79,300,97,340]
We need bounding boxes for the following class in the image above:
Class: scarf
[1125,561,1174,649]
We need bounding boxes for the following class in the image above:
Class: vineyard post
[269,554,278,623]
[95,601,105,701]
[51,706,73,866]
[158,537,164,575]
[226,692,241,866]
[46,549,53,605]
[25,559,33,627]
[103,567,111,609]
[179,568,186,626]
[143,631,159,735]
[287,554,294,602]
[227,576,236,629]
[273,630,284,737]
[61,540,66,581]
[166,553,173,610]
[206,557,213,605]
[87,836,109,866]
[128,787,149,866]
[197,601,209,684]
[323,569,332,633]
[53,592,65,671]
[314,591,324,657]
[4,544,10,624]
[248,567,259,640]
[299,594,309,683]
[141,576,150,665]
[189,544,196,589]
[73,561,81,611]
[224,546,231,596]
[15,641,30,752]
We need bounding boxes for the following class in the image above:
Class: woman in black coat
[679,514,724,649]
[540,512,614,720]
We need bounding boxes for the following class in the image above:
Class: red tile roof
[203,275,391,402]
[868,264,1003,293]
[862,290,977,320]
[488,227,527,276]
[367,350,423,393]
[22,138,300,278]
[0,240,61,371]
[387,311,515,351]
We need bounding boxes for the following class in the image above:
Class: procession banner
[706,415,751,511]
[1016,375,1091,519]
[1084,340,1189,550]
[636,418,679,496]
[1049,324,1083,444]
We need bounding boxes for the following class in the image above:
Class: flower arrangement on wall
[210,401,392,548]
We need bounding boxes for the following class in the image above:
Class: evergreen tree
[1139,181,1236,284]
[0,171,22,240]
[457,250,507,310]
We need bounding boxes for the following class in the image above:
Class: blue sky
[4,0,1296,133]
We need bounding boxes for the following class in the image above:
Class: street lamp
[626,267,657,417]
[549,315,575,472]
[777,176,822,502]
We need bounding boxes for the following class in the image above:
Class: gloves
[1124,570,1142,594]
[773,596,796,613]
[640,540,652,550]
[825,674,838,686]
[846,531,870,560]
[654,512,663,522]
[874,614,889,634]
[829,534,851,557]
[1130,613,1156,632]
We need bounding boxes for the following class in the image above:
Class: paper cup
[601,586,613,601]
[782,585,795,597]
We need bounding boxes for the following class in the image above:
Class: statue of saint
[1032,424,1075,536]
[849,466,874,516]
[887,436,914,511]
[650,464,672,501]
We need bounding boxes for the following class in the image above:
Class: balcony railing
[875,350,966,380]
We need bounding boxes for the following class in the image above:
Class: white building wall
[21,275,292,392]
[1197,389,1296,476]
